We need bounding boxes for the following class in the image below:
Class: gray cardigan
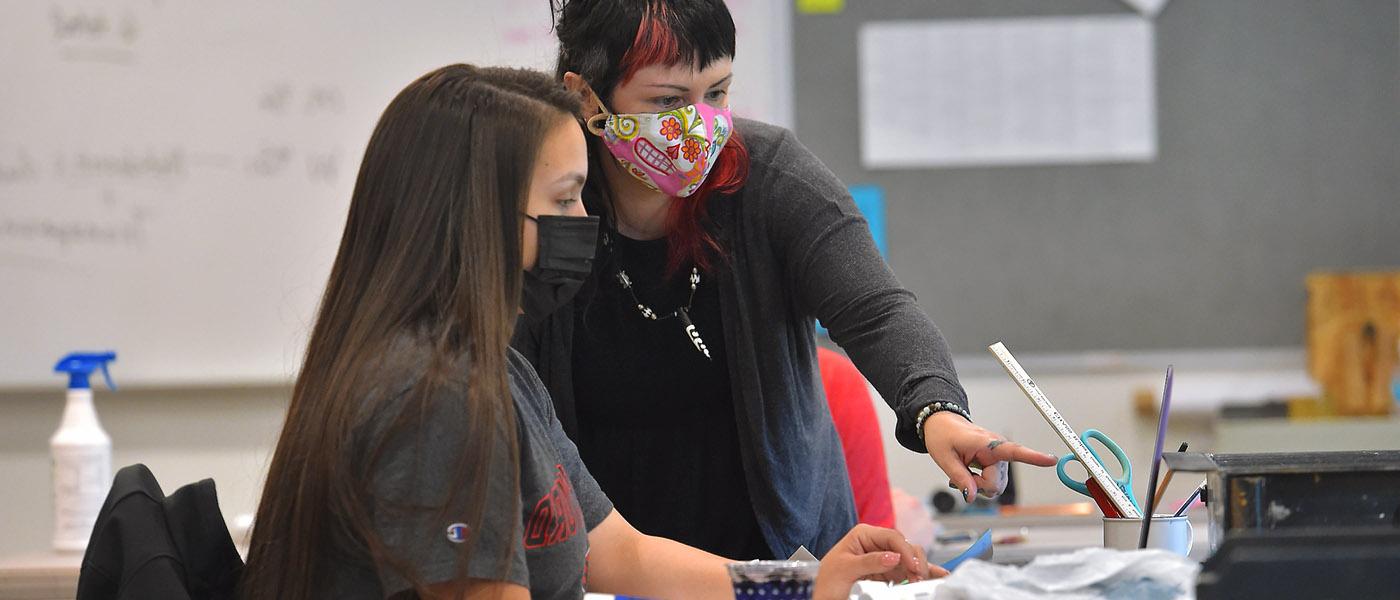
[511,118,969,558]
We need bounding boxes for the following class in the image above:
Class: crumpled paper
[933,548,1198,600]
[851,579,944,599]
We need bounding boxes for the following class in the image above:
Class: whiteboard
[0,0,790,387]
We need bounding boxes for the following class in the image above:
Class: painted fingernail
[881,552,900,566]
[961,487,970,501]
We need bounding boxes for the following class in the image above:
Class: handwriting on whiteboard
[49,3,148,65]
[0,193,150,249]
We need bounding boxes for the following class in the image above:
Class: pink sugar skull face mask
[585,93,733,198]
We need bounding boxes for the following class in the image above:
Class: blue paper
[848,184,888,259]
[940,529,994,572]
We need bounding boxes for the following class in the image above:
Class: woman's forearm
[625,533,734,599]
[586,510,734,599]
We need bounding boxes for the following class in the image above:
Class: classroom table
[927,510,1211,566]
[0,552,79,600]
[0,512,1210,598]
[0,545,251,600]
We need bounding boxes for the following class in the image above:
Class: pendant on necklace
[676,307,711,360]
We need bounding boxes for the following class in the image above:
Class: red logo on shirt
[523,464,582,549]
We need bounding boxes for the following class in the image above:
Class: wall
[0,385,286,557]
[0,0,792,388]
[792,0,1400,354]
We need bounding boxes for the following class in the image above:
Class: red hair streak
[617,2,684,89]
[616,1,751,277]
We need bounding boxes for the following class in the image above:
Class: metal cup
[1103,515,1193,556]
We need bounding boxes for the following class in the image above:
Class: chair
[76,464,243,600]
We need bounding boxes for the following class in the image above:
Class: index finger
[978,440,1058,467]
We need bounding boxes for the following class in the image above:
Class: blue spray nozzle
[54,352,117,391]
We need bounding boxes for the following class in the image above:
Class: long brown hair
[240,64,580,599]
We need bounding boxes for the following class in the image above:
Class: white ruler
[988,342,1141,519]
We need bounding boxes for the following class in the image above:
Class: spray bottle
[51,351,116,552]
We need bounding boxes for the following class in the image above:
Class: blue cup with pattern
[726,560,819,600]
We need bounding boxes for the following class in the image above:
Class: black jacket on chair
[76,464,244,600]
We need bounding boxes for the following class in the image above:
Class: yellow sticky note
[797,0,844,15]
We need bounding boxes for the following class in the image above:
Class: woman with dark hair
[240,64,937,600]
[512,0,1060,560]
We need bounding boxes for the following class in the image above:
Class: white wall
[0,385,287,557]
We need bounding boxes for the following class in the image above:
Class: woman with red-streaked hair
[239,63,940,600]
[514,0,1059,561]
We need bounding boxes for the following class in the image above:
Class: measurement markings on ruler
[988,342,1142,519]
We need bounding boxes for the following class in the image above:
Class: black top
[77,464,242,600]
[512,119,968,557]
[570,232,770,559]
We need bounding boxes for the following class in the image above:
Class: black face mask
[521,214,600,323]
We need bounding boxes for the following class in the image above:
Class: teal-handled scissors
[1056,429,1142,514]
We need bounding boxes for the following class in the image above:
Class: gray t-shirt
[325,345,613,598]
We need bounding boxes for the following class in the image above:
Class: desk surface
[928,511,1211,565]
[0,513,1210,598]
[0,552,81,600]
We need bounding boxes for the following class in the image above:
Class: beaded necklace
[603,230,711,360]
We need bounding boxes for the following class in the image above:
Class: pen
[1151,442,1189,507]
[1140,366,1174,549]
[1173,483,1205,518]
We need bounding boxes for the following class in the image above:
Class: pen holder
[726,560,819,600]
[1103,515,1193,556]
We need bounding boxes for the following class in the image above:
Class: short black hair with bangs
[551,0,737,104]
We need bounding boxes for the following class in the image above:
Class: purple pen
[1139,365,1173,549]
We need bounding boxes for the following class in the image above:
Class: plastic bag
[934,548,1198,600]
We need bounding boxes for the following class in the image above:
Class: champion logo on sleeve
[523,464,584,549]
[445,522,470,544]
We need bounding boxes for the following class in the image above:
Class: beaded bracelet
[915,400,972,441]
